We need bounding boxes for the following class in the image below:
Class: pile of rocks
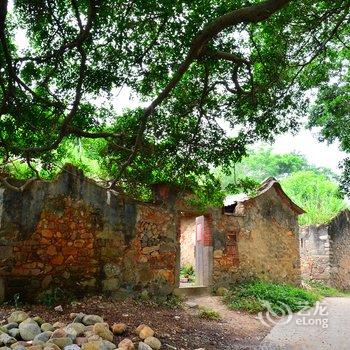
[0,311,162,350]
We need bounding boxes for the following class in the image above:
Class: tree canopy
[0,0,349,194]
[217,147,335,186]
[217,148,347,224]
[281,171,347,225]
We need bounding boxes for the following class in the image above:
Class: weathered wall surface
[212,187,301,287]
[299,225,330,282]
[329,210,350,290]
[179,217,196,268]
[0,168,302,300]
[299,210,350,290]
[0,166,177,301]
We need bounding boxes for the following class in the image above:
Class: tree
[309,83,350,194]
[281,171,347,225]
[0,0,349,192]
[217,147,335,188]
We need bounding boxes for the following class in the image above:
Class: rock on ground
[18,319,41,341]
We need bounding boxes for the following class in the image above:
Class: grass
[223,280,320,315]
[305,280,349,297]
[138,291,183,309]
[198,307,221,320]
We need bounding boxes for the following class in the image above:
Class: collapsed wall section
[328,210,350,290]
[0,166,177,301]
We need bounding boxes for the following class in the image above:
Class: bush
[223,280,320,315]
[198,307,220,320]
[305,280,348,297]
[180,265,195,284]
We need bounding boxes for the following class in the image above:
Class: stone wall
[211,186,301,287]
[179,217,196,268]
[329,210,350,290]
[0,166,177,301]
[299,225,330,282]
[0,168,303,301]
[299,210,350,290]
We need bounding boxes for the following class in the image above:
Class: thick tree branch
[201,48,250,66]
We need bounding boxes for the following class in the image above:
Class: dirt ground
[0,295,270,350]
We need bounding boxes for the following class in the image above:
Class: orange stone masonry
[0,167,302,301]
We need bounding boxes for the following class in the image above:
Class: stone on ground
[34,332,52,343]
[143,337,161,350]
[117,339,134,350]
[52,323,66,330]
[137,343,152,350]
[72,314,85,324]
[43,344,60,350]
[41,324,54,333]
[65,324,85,337]
[138,327,154,341]
[0,333,17,346]
[82,316,103,327]
[18,319,41,341]
[63,345,81,350]
[92,324,113,343]
[33,317,45,326]
[51,329,67,339]
[4,323,19,331]
[111,324,126,335]
[101,341,115,350]
[7,312,29,325]
[75,338,88,347]
[47,337,73,349]
[81,340,107,350]
[8,329,20,339]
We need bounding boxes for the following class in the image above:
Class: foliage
[305,280,349,298]
[223,280,319,315]
[217,147,333,188]
[38,288,75,307]
[281,171,347,225]
[309,83,350,195]
[0,0,349,195]
[180,265,196,284]
[225,176,260,197]
[198,307,221,320]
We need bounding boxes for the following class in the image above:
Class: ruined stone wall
[329,210,350,290]
[212,188,301,287]
[299,225,330,282]
[179,217,196,268]
[0,166,177,301]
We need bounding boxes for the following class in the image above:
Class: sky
[272,129,346,174]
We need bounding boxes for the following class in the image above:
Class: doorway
[179,214,212,287]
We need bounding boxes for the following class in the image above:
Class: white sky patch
[271,129,346,174]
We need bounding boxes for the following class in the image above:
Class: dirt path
[262,297,350,349]
[186,295,271,349]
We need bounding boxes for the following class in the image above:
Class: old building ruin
[300,209,350,290]
[0,166,303,301]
